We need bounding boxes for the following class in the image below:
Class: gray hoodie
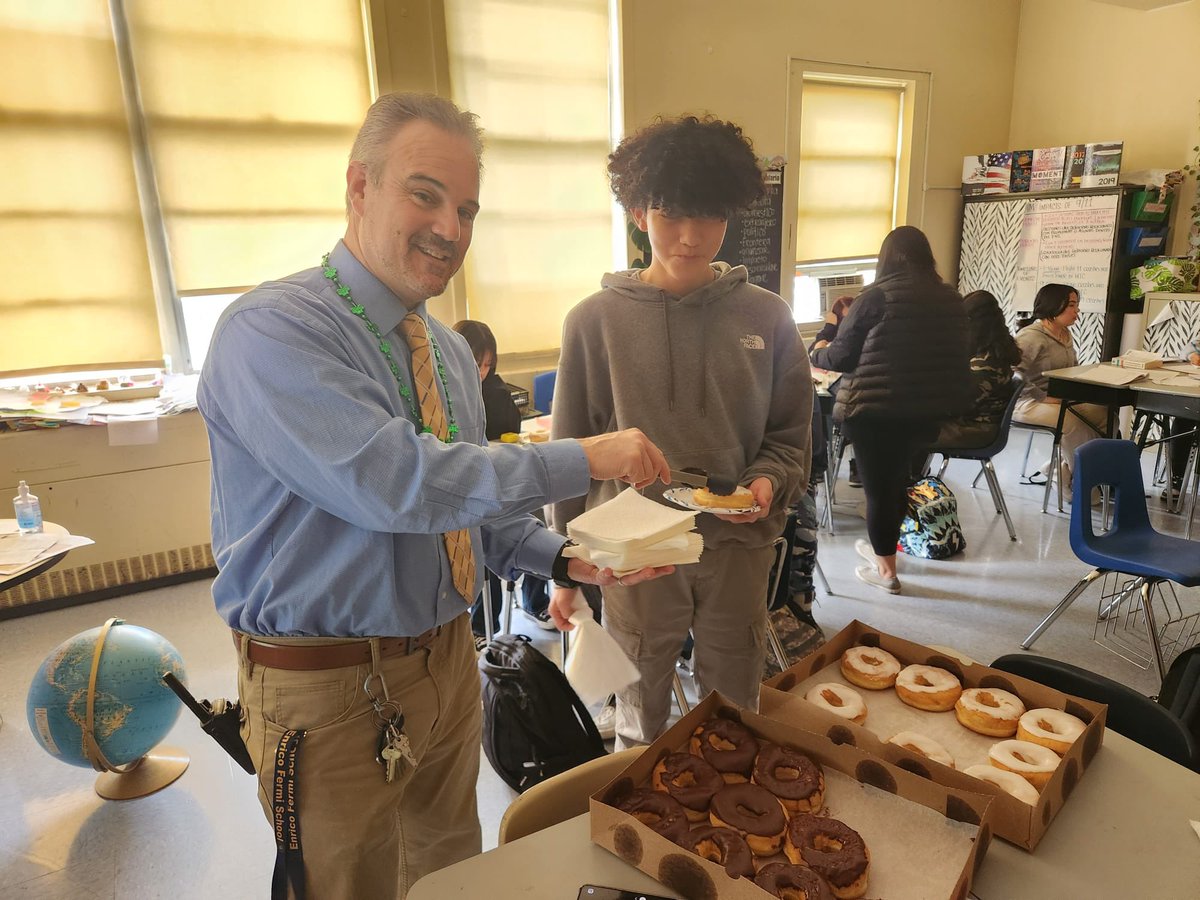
[551,263,812,549]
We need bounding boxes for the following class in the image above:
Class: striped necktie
[400,313,477,604]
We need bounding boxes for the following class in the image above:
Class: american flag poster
[982,152,1012,194]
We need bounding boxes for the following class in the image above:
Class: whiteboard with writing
[1014,193,1119,314]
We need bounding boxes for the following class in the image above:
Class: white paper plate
[662,486,759,516]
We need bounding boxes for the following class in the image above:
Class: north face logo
[740,334,765,350]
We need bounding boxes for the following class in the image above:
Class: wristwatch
[552,540,582,589]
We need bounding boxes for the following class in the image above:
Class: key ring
[371,699,403,729]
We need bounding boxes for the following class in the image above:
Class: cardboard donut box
[761,620,1108,851]
[589,691,995,900]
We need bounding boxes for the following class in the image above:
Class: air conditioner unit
[818,274,865,316]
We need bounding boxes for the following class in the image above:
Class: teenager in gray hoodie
[548,116,813,749]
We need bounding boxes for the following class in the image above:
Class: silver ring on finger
[616,576,626,587]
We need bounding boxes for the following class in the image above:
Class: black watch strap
[552,540,582,588]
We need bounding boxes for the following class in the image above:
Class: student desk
[1045,365,1200,530]
[410,728,1200,900]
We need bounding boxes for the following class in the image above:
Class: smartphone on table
[577,886,676,900]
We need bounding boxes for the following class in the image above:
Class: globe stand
[94,745,189,800]
[85,618,190,801]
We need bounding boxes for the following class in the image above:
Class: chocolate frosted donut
[652,752,725,821]
[615,789,690,845]
[783,814,870,900]
[754,862,835,900]
[709,782,787,857]
[752,743,826,814]
[689,717,759,783]
[683,825,755,878]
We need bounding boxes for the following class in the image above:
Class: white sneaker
[855,565,901,594]
[854,539,877,568]
[593,702,616,741]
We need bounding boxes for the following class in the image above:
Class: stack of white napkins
[564,488,703,575]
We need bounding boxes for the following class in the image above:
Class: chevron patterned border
[958,200,1028,332]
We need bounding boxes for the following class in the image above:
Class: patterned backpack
[898,476,966,560]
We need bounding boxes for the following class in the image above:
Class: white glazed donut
[988,739,1061,789]
[963,764,1041,806]
[804,682,868,725]
[1017,708,1087,755]
[840,646,902,690]
[894,665,962,712]
[954,687,1027,737]
[886,731,955,768]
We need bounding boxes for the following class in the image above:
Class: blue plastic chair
[1022,439,1200,681]
[991,653,1200,771]
[929,376,1022,541]
[532,370,557,415]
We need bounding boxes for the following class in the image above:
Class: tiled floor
[1,438,1195,898]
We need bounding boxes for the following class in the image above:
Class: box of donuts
[589,690,995,900]
[760,620,1107,851]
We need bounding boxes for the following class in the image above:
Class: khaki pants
[602,544,773,750]
[237,613,482,899]
[1014,398,1108,474]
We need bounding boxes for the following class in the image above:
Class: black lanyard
[271,728,307,900]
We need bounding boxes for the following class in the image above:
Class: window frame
[783,59,931,326]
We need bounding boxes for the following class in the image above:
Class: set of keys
[365,674,417,783]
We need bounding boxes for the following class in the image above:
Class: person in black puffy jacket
[810,226,970,595]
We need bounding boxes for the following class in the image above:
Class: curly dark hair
[607,115,765,217]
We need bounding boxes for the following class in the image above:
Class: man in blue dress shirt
[198,92,672,899]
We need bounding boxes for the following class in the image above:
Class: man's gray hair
[345,92,484,215]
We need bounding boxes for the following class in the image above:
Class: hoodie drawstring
[661,298,675,411]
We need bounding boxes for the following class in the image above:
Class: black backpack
[478,633,606,792]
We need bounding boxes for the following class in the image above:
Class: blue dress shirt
[198,241,590,636]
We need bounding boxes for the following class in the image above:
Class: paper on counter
[1070,365,1144,386]
[0,533,59,567]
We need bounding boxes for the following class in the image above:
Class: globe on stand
[27,617,189,799]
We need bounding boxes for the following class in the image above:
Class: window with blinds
[795,78,905,264]
[443,0,613,355]
[0,2,161,375]
[0,1,371,376]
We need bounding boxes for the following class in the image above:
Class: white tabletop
[410,729,1200,900]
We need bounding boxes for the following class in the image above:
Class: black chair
[990,653,1200,772]
[927,376,1022,541]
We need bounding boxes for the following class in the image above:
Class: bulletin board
[958,190,1123,364]
[717,167,785,295]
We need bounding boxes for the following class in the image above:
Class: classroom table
[409,728,1200,900]
[0,519,72,592]
[1045,364,1200,530]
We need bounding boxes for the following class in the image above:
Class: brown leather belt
[233,625,443,671]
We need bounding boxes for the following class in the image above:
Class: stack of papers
[0,522,94,578]
[565,489,703,575]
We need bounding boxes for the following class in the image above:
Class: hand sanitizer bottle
[13,481,43,534]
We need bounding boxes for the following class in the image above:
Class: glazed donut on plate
[885,731,955,768]
[652,751,724,822]
[783,813,870,900]
[614,788,690,844]
[693,485,755,510]
[682,824,755,878]
[894,664,962,712]
[708,782,788,857]
[954,687,1026,737]
[988,739,1061,790]
[963,764,1041,806]
[689,717,760,783]
[804,682,868,724]
[754,862,835,900]
[1017,708,1087,755]
[752,743,826,814]
[840,646,902,690]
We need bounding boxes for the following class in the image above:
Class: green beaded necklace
[321,253,459,442]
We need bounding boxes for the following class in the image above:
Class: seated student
[452,320,553,645]
[811,294,860,487]
[1013,283,1106,489]
[548,115,812,749]
[1163,339,1200,502]
[933,290,1022,449]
